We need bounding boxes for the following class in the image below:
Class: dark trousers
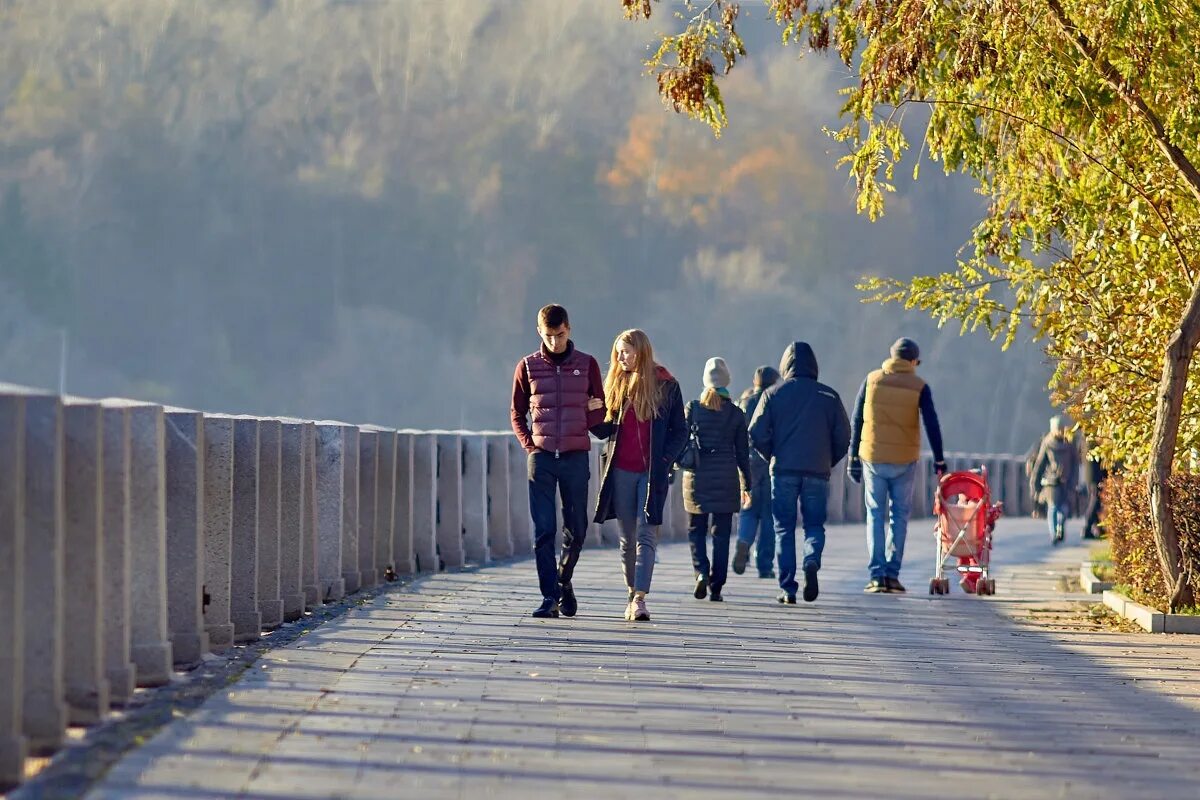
[688,512,733,591]
[528,451,590,602]
[1084,480,1104,537]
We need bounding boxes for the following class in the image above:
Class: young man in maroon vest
[510,304,606,618]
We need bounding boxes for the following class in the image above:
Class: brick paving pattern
[84,519,1200,799]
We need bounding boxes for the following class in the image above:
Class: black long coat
[592,371,687,526]
[682,397,753,515]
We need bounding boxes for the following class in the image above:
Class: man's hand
[587,397,604,412]
[934,460,947,477]
[741,490,752,510]
[847,457,862,484]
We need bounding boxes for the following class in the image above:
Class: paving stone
[82,518,1200,799]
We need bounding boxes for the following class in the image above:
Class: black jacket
[748,342,851,479]
[593,369,688,526]
[682,397,753,515]
[738,386,772,486]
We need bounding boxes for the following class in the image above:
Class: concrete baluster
[231,418,261,643]
[202,415,235,652]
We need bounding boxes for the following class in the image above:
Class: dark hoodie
[748,342,851,478]
[738,365,780,486]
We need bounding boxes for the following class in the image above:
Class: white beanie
[703,357,731,390]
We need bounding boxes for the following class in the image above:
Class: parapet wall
[0,382,1029,789]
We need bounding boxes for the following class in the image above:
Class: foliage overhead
[627,0,1200,472]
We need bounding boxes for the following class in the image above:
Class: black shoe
[864,578,886,593]
[559,582,577,617]
[883,576,906,594]
[694,575,708,599]
[531,599,559,618]
[777,592,797,604]
[757,570,776,579]
[802,566,819,602]
[710,587,723,602]
[732,541,750,575]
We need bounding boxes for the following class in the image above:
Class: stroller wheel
[928,578,941,595]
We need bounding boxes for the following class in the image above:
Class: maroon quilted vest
[525,347,594,454]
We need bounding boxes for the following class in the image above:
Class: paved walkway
[84,518,1200,799]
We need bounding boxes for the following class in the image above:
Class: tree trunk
[1149,275,1200,612]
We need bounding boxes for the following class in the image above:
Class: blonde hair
[699,387,724,411]
[605,329,663,422]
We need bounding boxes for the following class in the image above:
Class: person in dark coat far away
[749,342,850,605]
[734,365,780,579]
[682,357,753,603]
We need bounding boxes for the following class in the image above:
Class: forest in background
[0,0,1053,453]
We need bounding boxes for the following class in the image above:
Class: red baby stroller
[929,466,1003,595]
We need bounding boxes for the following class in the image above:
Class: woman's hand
[587,397,604,412]
[741,490,752,510]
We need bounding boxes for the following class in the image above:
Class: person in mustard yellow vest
[846,338,946,594]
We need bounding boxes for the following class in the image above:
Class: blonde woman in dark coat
[683,358,752,602]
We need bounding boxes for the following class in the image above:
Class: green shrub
[1105,474,1200,611]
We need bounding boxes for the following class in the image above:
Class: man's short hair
[538,304,569,330]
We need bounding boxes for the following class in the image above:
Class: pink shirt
[614,404,651,472]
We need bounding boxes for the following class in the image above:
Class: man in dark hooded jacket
[749,343,851,603]
[733,366,780,578]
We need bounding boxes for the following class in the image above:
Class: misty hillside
[0,0,1053,453]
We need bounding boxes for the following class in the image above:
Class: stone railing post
[462,435,489,564]
[372,429,396,580]
[163,408,208,669]
[127,404,173,685]
[314,423,346,603]
[341,425,361,594]
[202,415,235,652]
[99,403,135,705]
[508,438,531,555]
[487,435,513,559]
[0,393,26,788]
[410,433,438,572]
[231,417,261,643]
[827,464,846,524]
[300,422,321,608]
[256,420,283,629]
[279,421,307,621]
[21,392,67,752]
[356,428,379,588]
[62,399,109,723]
[436,433,464,570]
[392,432,415,575]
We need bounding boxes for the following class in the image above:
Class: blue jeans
[1048,501,1069,539]
[864,460,917,580]
[737,481,774,576]
[771,471,829,596]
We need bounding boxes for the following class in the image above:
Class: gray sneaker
[632,596,650,621]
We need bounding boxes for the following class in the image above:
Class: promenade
[76,518,1200,800]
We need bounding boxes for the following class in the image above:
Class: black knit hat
[890,337,920,361]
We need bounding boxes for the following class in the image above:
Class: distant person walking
[733,366,780,579]
[1081,440,1108,540]
[592,330,687,622]
[510,304,605,619]
[749,342,850,604]
[682,358,753,602]
[1030,416,1080,545]
[846,338,946,594]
